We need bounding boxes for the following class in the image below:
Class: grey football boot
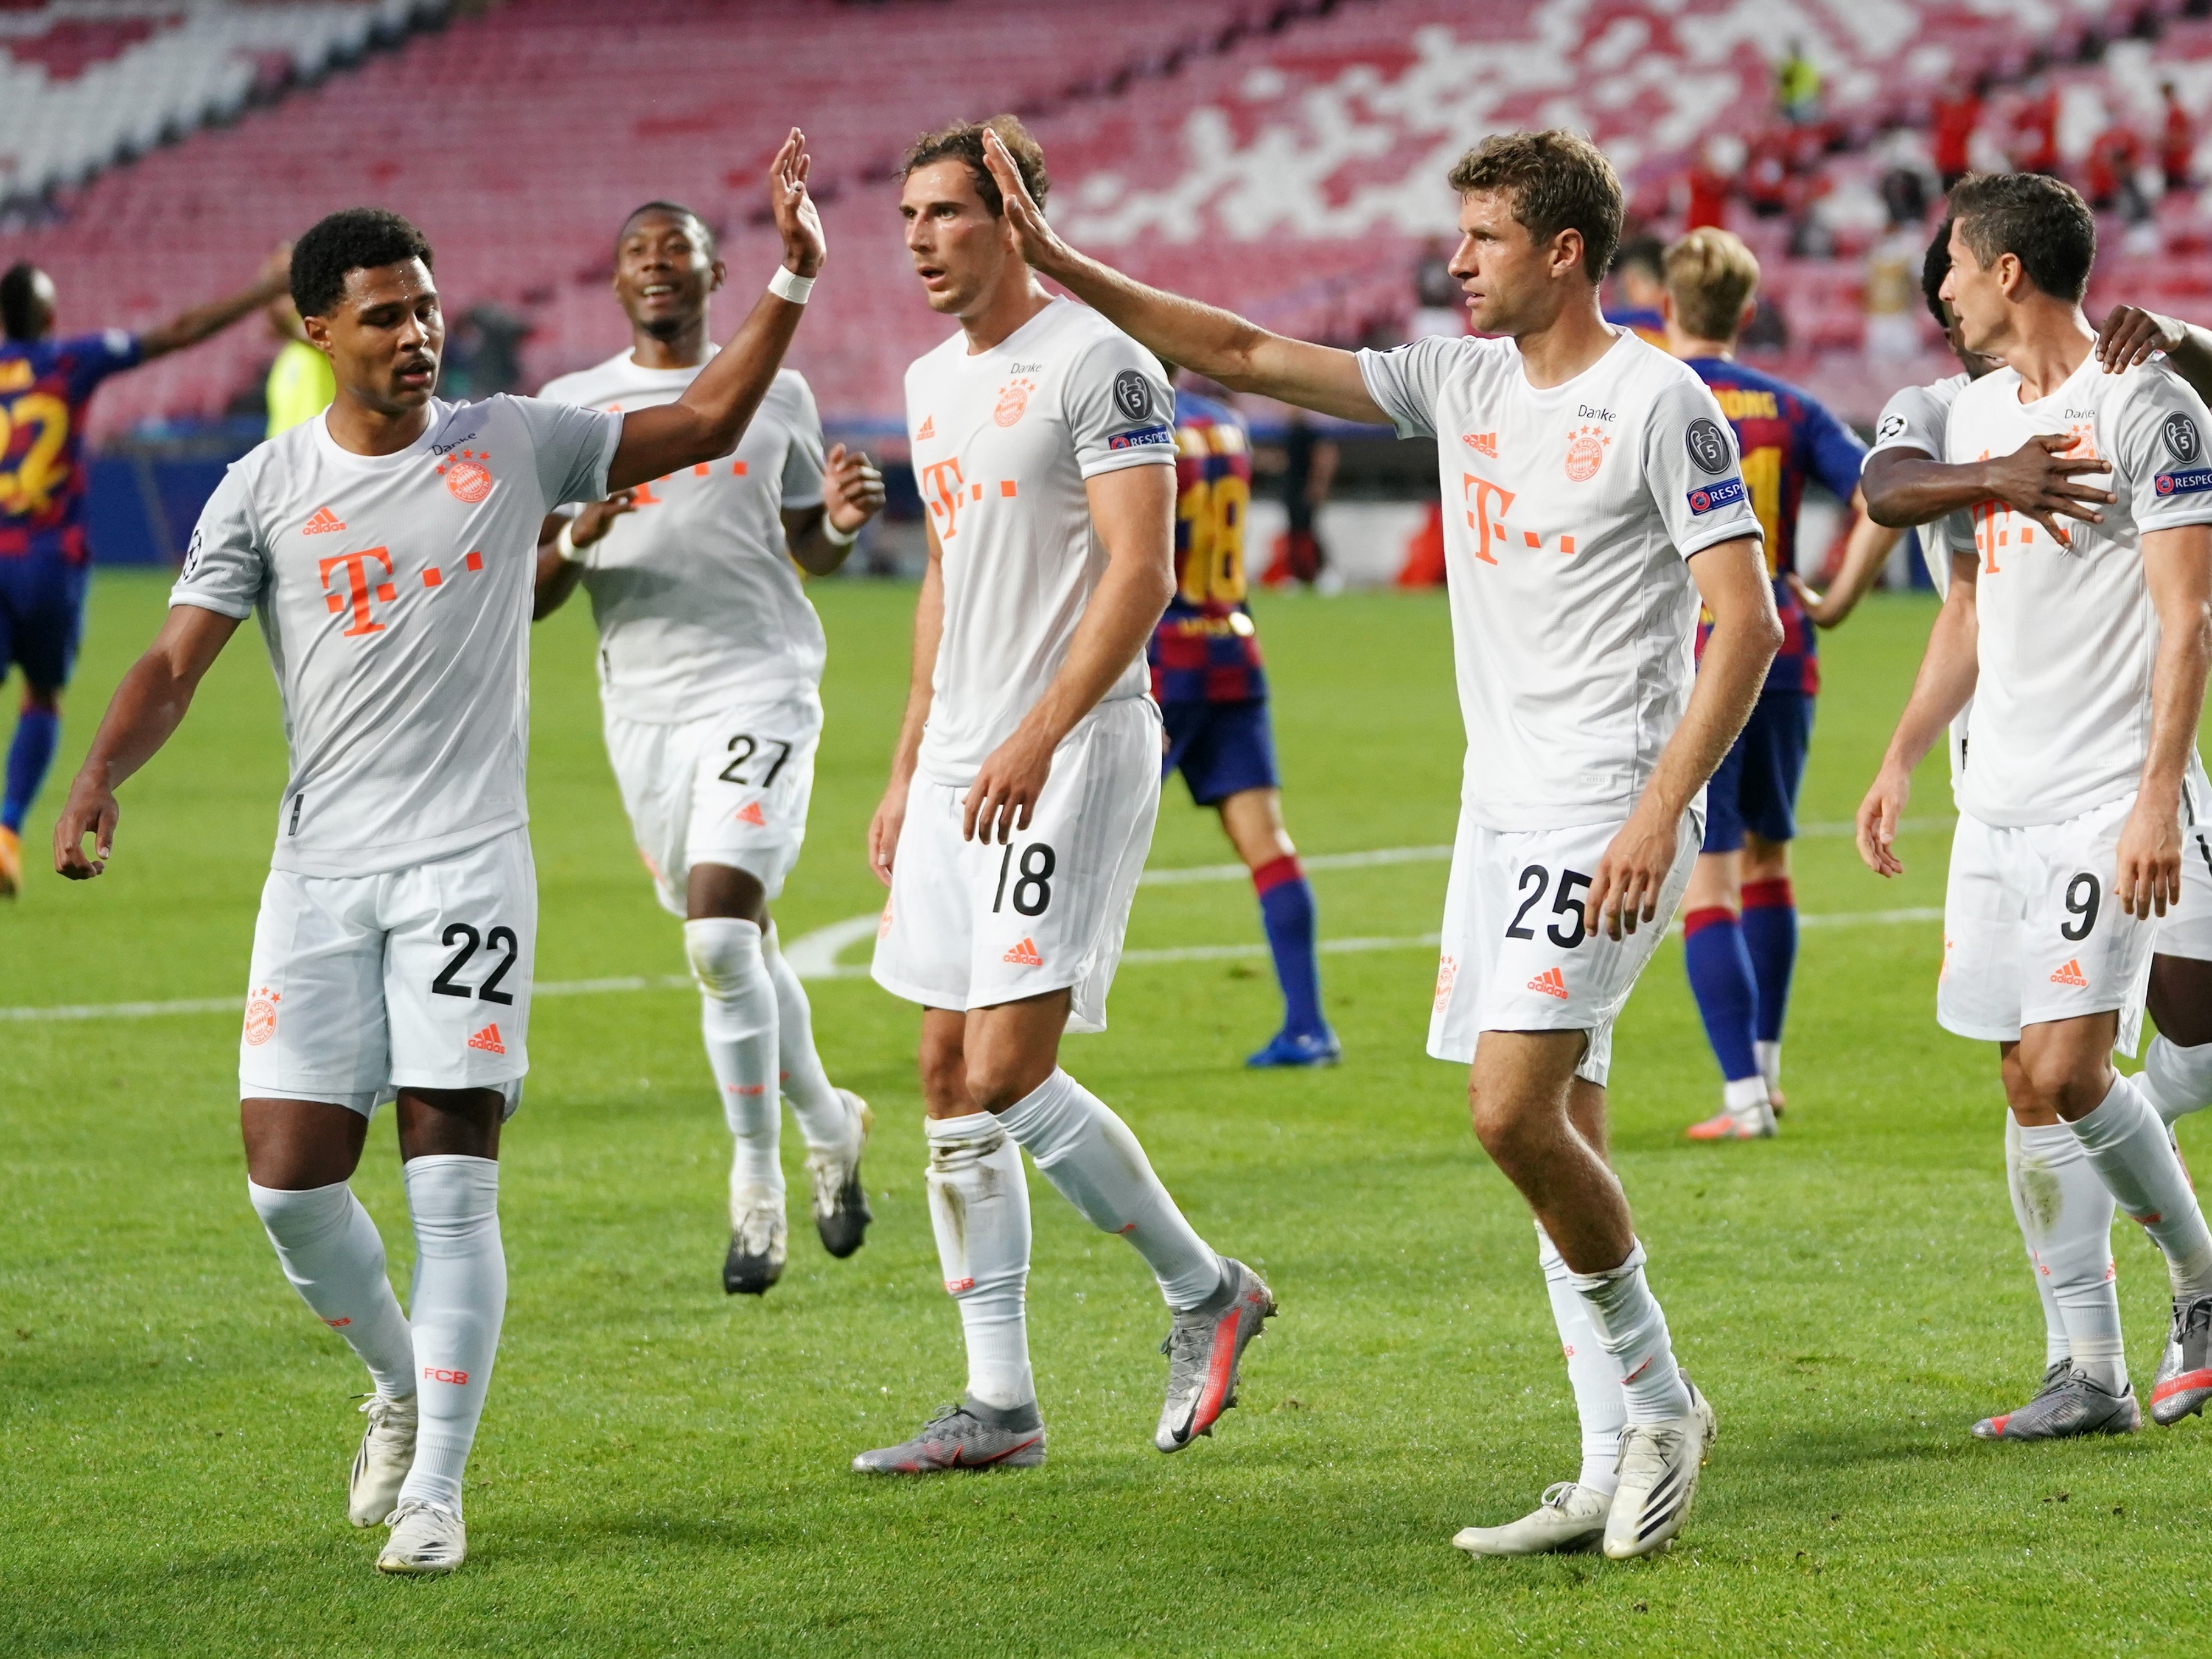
[1972,1366,2141,1439]
[1602,1378,1718,1560]
[2152,1293,2212,1425]
[1453,1481,1611,1557]
[1156,1257,1276,1453]
[806,1091,874,1260]
[851,1399,1046,1475]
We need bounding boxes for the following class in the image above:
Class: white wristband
[554,519,590,569]
[820,513,859,548]
[769,266,815,305]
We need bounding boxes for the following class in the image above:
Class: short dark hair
[0,262,43,340]
[1447,130,1623,282]
[617,200,717,260]
[1611,234,1666,284]
[900,114,1049,216]
[1947,172,2096,303]
[1922,217,1955,325]
[290,208,434,318]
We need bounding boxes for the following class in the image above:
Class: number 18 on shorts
[1428,808,1702,1086]
[237,828,536,1114]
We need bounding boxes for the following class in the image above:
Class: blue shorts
[0,552,91,691]
[1702,689,1813,854]
[1161,697,1279,807]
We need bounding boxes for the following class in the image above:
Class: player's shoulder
[536,349,635,405]
[905,327,969,386]
[1949,364,2023,421]
[1609,333,1730,419]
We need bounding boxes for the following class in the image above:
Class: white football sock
[396,1155,506,1515]
[687,918,782,1200]
[1566,1240,1693,1424]
[247,1179,415,1400]
[996,1069,1224,1311]
[2017,1120,2124,1391]
[2069,1072,2212,1299]
[1755,1039,1782,1100]
[926,1112,1034,1411]
[1536,1223,1625,1496]
[2141,1035,2212,1126]
[761,923,856,1158]
[2003,1116,2070,1368]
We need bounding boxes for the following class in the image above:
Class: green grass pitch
[5,571,2210,1656]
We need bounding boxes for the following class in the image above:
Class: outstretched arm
[1855,553,1981,878]
[978,129,1387,424]
[1791,491,1903,627]
[53,604,241,878]
[1585,537,1779,939]
[607,130,823,489]
[1861,436,2114,542]
[138,247,292,361]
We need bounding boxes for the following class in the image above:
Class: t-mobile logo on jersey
[319,547,397,637]
[1460,473,1577,564]
[920,457,967,540]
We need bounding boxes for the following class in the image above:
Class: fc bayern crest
[2165,412,2203,467]
[1684,417,1729,475]
[1112,369,1153,422]
[439,450,494,504]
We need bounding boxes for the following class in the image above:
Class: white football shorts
[871,696,1162,1034]
[1428,805,1703,1086]
[2153,753,2212,963]
[604,688,822,917]
[1938,796,2161,1052]
[239,826,534,1116]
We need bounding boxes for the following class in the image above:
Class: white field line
[0,876,1948,1027]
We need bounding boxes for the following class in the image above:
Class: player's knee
[1468,1085,1541,1167]
[683,917,766,1003]
[918,1036,968,1116]
[2019,1049,2109,1119]
[961,1052,1044,1114]
[20,685,58,715]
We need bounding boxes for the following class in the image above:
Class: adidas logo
[467,1022,506,1055]
[1002,937,1042,967]
[1527,966,1569,1001]
[1463,431,1498,458]
[916,414,936,439]
[733,800,767,827]
[2049,958,2088,987]
[302,505,346,535]
[877,903,893,938]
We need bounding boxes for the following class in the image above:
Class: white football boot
[1453,1481,1611,1556]
[805,1090,874,1259]
[348,1391,418,1526]
[375,1498,466,1574]
[723,1183,789,1296]
[1602,1380,1718,1560]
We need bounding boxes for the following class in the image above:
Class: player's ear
[1738,296,1757,335]
[300,310,335,357]
[708,259,727,294]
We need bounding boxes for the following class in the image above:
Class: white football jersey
[173,396,620,876]
[1870,371,1975,591]
[1945,354,2212,826]
[1357,330,1763,830]
[536,353,828,722]
[904,297,1175,786]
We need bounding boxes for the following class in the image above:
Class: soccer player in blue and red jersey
[0,251,288,895]
[1150,373,1335,1066]
[1659,229,1900,1139]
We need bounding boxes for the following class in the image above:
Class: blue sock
[2,706,60,834]
[1254,856,1324,1036]
[1682,906,1760,1082]
[1740,878,1798,1045]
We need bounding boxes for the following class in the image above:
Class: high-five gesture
[980,127,1067,278]
[770,127,825,279]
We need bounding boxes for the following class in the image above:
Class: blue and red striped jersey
[0,329,142,562]
[1683,356,1865,696]
[1148,388,1266,705]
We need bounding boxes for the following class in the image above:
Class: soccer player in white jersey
[982,127,1779,1557]
[533,201,886,1296]
[49,133,829,1573]
[1857,172,2212,1441]
[856,117,1275,1477]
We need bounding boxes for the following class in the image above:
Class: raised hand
[825,444,887,534]
[980,127,1070,277]
[769,127,825,279]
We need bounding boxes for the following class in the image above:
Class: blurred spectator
[1876,128,1938,227]
[2012,77,2060,175]
[1744,128,1793,218]
[1683,134,1743,231]
[1606,236,1668,345]
[2163,82,2197,192]
[1741,295,1790,353]
[1258,410,1336,589]
[439,301,529,400]
[2085,120,2148,217]
[263,293,333,438]
[1409,237,1462,340]
[1863,226,1923,361]
[1777,40,1821,124]
[1931,82,1984,189]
